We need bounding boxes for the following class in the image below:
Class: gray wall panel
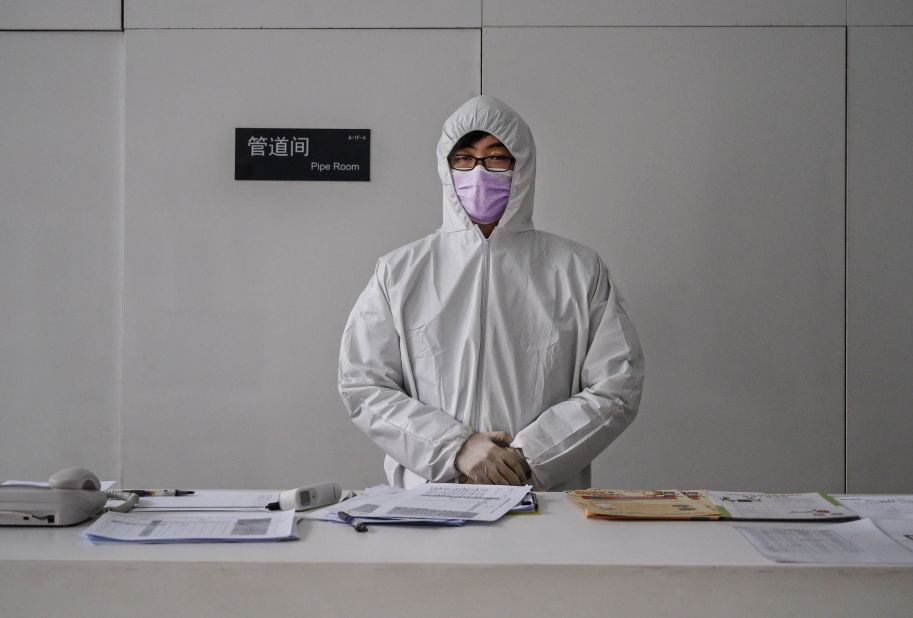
[126,0,480,29]
[484,0,846,26]
[6,10,901,494]
[0,32,123,480]
[848,1,913,25]
[0,1,121,30]
[484,27,846,492]
[124,28,480,489]
[847,27,913,493]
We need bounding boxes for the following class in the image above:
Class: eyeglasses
[448,154,515,172]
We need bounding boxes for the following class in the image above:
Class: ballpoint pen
[337,511,368,532]
[122,489,196,497]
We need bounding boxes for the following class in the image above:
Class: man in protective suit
[339,95,644,491]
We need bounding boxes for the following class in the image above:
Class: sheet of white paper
[305,485,404,521]
[735,519,913,564]
[709,491,855,520]
[307,484,530,524]
[83,510,297,543]
[130,490,279,511]
[873,519,913,553]
[367,483,532,522]
[835,495,913,520]
[305,486,463,526]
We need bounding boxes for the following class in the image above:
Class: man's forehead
[456,136,509,150]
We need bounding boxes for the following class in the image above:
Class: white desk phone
[0,467,116,526]
[1,467,342,526]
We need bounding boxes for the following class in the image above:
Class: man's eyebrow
[452,141,510,153]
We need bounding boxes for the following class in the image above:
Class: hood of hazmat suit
[338,95,644,490]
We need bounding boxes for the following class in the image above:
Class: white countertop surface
[1,492,904,568]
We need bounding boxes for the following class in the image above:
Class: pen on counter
[122,489,196,497]
[337,511,368,532]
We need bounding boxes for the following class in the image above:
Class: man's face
[451,133,514,170]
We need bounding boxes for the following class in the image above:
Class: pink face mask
[452,167,513,225]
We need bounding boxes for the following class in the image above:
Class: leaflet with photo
[709,491,857,521]
[566,489,721,520]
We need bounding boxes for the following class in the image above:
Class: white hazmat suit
[339,96,644,490]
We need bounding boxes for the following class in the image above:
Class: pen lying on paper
[338,511,368,532]
[121,489,196,497]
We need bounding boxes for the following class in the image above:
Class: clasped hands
[454,431,531,485]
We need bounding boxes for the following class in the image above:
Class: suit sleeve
[511,258,645,490]
[338,263,474,482]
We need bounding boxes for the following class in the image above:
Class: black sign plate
[235,128,370,181]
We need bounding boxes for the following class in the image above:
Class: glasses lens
[449,155,476,170]
[483,156,513,171]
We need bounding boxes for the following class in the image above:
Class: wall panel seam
[843,24,848,494]
[0,29,125,32]
[124,26,483,31]
[119,26,127,488]
[480,25,847,29]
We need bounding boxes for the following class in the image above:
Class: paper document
[835,495,913,520]
[129,490,279,511]
[735,519,913,564]
[709,491,856,521]
[83,510,297,544]
[307,484,530,523]
[304,485,463,526]
[872,519,913,553]
[566,489,721,520]
[366,483,531,522]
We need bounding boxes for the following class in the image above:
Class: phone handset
[46,466,138,513]
[48,466,102,490]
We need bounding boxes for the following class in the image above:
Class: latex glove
[454,431,531,485]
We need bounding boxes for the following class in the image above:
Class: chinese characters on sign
[235,128,370,181]
[247,136,309,158]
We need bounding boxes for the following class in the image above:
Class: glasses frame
[447,154,516,172]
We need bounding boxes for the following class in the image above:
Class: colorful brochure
[566,489,721,520]
[709,491,858,522]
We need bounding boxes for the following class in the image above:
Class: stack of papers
[565,489,913,564]
[84,510,298,544]
[730,493,913,563]
[566,489,721,520]
[305,483,532,526]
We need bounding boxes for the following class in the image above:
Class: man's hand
[454,431,531,485]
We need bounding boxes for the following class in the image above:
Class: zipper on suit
[471,238,491,431]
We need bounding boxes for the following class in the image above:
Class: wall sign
[235,128,370,181]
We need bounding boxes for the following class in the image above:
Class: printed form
[835,495,913,520]
[734,519,913,564]
[369,484,532,522]
[307,483,531,524]
[83,510,298,543]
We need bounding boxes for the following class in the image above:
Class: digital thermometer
[267,482,341,511]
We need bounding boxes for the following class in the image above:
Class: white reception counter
[1,493,911,617]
